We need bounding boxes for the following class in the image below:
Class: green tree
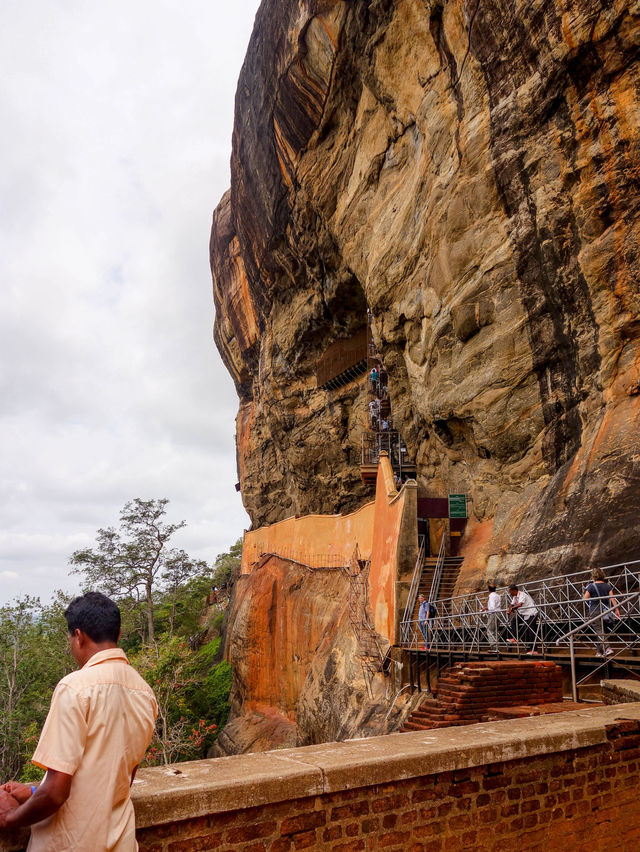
[70,499,204,643]
[161,550,208,637]
[211,537,243,590]
[130,637,227,765]
[0,595,71,780]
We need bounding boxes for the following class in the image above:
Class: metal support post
[569,635,578,702]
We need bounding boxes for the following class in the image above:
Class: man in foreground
[0,591,157,851]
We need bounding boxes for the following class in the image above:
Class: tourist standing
[507,584,539,653]
[486,581,501,652]
[584,568,620,657]
[418,594,434,649]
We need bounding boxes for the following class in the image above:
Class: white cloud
[0,0,261,602]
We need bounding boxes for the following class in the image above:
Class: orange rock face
[214,554,412,755]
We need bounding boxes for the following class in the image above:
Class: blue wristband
[31,785,37,796]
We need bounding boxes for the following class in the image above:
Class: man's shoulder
[60,659,155,698]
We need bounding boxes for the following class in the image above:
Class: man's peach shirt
[28,648,157,852]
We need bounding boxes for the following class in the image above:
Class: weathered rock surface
[212,0,640,589]
[212,555,414,755]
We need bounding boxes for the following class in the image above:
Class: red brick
[501,803,519,818]
[451,781,479,797]
[412,789,437,803]
[382,813,397,829]
[225,822,277,844]
[345,823,359,837]
[361,817,379,834]
[378,830,411,848]
[322,826,342,842]
[332,841,365,852]
[292,831,317,850]
[168,836,223,852]
[338,789,361,801]
[448,813,471,831]
[419,806,438,822]
[479,807,498,824]
[371,794,409,814]
[330,801,369,821]
[268,839,292,852]
[280,812,325,836]
[484,775,510,790]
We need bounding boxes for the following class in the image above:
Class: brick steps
[485,700,597,720]
[400,660,564,732]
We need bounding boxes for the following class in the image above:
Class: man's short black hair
[65,592,121,643]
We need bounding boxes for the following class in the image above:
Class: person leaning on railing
[507,584,540,654]
[583,567,621,657]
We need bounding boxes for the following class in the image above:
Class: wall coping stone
[131,702,640,828]
[2,703,640,851]
[601,678,640,702]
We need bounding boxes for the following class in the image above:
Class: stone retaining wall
[404,661,564,731]
[2,704,640,851]
[601,679,640,705]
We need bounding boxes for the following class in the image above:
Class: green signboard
[448,494,467,519]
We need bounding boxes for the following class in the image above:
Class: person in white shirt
[368,398,380,429]
[486,581,502,651]
[507,584,539,653]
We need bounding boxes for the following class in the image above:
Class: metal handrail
[401,535,426,643]
[428,532,446,605]
[555,590,638,642]
[555,590,640,702]
[424,559,640,609]
[400,562,640,665]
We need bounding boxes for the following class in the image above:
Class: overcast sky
[0,0,262,603]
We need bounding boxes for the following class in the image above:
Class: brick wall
[601,678,640,705]
[135,715,640,851]
[404,661,564,730]
[2,705,640,852]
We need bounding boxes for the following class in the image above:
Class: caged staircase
[403,533,464,641]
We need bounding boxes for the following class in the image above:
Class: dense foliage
[0,500,241,780]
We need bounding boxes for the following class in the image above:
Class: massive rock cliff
[212,555,414,755]
[212,0,640,584]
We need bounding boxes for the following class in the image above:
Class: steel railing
[400,559,640,665]
[428,532,447,606]
[556,589,640,700]
[401,535,426,644]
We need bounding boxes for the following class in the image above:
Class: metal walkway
[399,559,640,691]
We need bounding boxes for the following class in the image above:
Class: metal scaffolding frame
[400,559,640,665]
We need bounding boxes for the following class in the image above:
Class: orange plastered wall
[241,454,411,645]
[241,502,377,571]
[368,455,407,643]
